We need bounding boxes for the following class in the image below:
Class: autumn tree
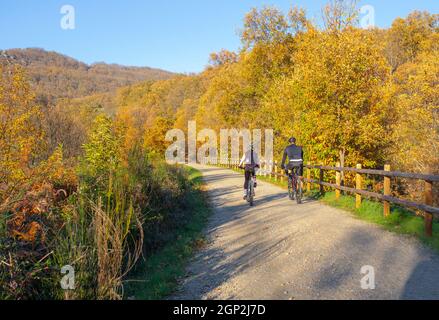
[263,23,392,168]
[241,6,291,49]
[390,34,439,175]
[0,64,44,194]
[322,0,359,33]
[82,114,123,176]
[199,7,303,131]
[209,50,238,67]
[43,101,102,159]
[385,11,439,72]
[143,116,174,155]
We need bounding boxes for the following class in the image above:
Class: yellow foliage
[390,44,439,174]
[143,116,174,154]
[36,145,78,188]
[0,64,45,196]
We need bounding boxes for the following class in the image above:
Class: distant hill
[0,48,174,105]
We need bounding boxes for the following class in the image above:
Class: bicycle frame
[246,169,257,206]
[286,168,302,204]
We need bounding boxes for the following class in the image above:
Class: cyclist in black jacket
[281,137,304,177]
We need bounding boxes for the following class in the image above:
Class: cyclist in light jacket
[239,144,261,200]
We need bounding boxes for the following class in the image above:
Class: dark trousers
[286,163,303,177]
[244,166,256,190]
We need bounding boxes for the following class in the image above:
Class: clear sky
[1,0,438,73]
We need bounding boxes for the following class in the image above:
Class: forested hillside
[0,48,174,104]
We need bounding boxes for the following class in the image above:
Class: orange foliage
[7,183,54,243]
[36,146,78,192]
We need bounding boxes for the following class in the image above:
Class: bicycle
[247,172,257,206]
[286,167,302,204]
[240,166,258,207]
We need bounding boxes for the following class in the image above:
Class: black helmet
[288,137,296,144]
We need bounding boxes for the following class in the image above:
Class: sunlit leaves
[0,65,44,193]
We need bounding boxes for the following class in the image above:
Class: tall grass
[51,173,145,300]
[0,146,204,299]
[124,166,211,300]
[1,114,207,300]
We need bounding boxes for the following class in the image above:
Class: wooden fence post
[356,164,362,209]
[336,162,341,200]
[307,162,311,193]
[425,180,433,237]
[274,161,278,182]
[319,165,324,195]
[384,165,391,217]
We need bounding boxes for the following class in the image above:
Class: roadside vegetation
[124,167,211,300]
[0,64,208,300]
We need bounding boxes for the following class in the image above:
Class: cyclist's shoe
[243,190,248,200]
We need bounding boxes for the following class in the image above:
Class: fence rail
[206,158,438,237]
[305,165,439,182]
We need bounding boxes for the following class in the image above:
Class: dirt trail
[172,165,439,300]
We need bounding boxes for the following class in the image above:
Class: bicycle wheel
[296,178,302,204]
[288,176,294,200]
[293,176,298,200]
[248,183,254,206]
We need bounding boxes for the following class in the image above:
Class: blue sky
[1,0,438,73]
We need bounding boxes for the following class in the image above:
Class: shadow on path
[172,165,439,300]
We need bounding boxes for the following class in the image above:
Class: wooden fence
[203,158,439,237]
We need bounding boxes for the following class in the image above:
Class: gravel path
[172,165,439,300]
